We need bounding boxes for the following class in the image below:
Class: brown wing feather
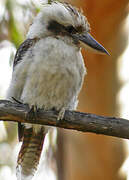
[13,38,39,141]
[13,38,38,69]
[18,123,24,141]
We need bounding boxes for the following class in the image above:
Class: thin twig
[0,100,129,139]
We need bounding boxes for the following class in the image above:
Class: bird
[6,1,109,180]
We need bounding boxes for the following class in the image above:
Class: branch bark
[0,100,129,139]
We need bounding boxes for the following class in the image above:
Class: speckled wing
[13,38,37,69]
[13,38,38,141]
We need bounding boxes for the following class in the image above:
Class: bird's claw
[12,97,23,104]
[57,108,65,121]
[26,105,38,121]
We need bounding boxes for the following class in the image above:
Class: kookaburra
[7,1,108,180]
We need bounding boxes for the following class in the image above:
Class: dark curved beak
[74,33,109,55]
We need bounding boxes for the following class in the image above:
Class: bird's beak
[73,33,109,55]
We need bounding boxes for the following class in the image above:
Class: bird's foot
[12,97,23,104]
[57,108,65,121]
[26,105,38,121]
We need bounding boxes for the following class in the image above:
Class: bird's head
[27,1,109,54]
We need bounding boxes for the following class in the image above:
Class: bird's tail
[16,127,45,180]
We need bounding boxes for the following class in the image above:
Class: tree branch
[0,100,129,139]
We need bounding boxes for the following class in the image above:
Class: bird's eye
[66,25,77,34]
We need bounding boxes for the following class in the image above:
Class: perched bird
[7,1,108,180]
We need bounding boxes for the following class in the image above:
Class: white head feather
[27,1,90,39]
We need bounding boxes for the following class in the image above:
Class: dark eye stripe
[65,25,77,34]
[47,20,64,34]
[48,20,78,35]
